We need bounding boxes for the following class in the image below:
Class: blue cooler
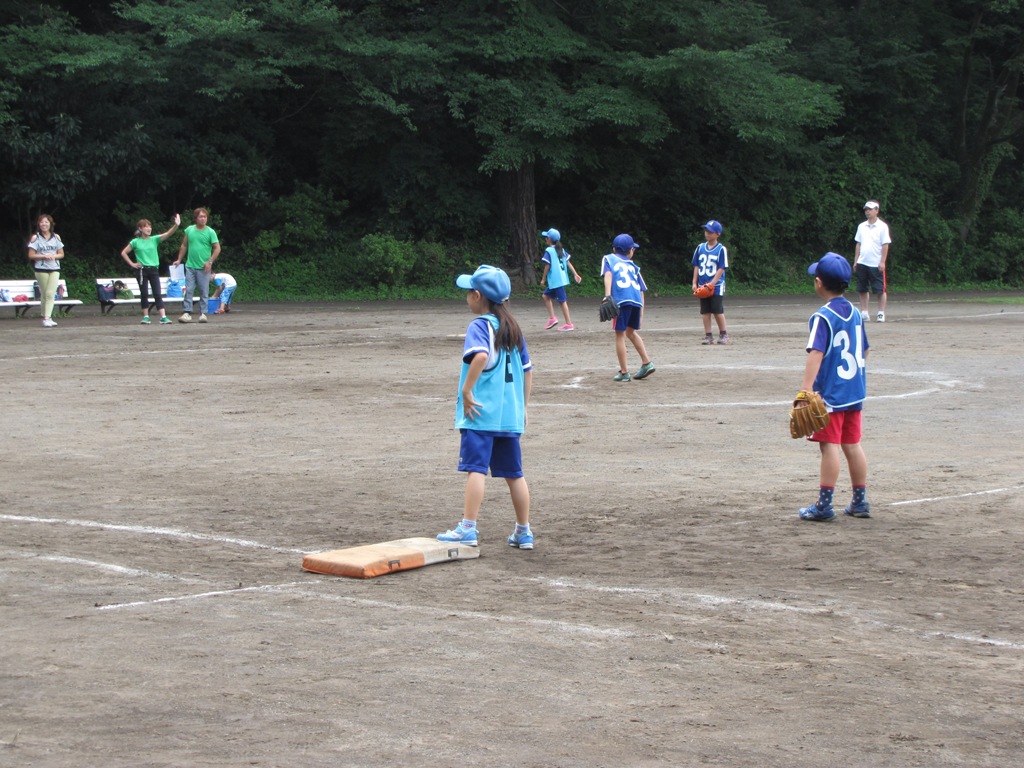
[207,298,221,313]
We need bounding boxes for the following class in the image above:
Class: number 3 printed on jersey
[832,326,866,380]
[613,261,641,290]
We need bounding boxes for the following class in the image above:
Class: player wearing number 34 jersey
[806,291,869,410]
[797,252,872,523]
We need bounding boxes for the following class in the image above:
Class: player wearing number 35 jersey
[797,252,873,523]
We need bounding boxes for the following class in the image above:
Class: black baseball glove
[599,296,619,322]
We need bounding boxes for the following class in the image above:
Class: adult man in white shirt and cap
[854,200,892,322]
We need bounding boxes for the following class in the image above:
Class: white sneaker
[198,314,208,323]
[877,311,885,323]
[860,310,869,321]
[41,318,57,327]
[178,313,192,323]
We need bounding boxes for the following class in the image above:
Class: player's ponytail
[489,301,524,353]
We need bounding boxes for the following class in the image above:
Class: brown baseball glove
[789,390,830,439]
[693,283,715,299]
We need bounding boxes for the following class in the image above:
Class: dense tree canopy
[1,0,1022,295]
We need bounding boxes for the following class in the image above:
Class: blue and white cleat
[437,523,478,546]
[507,529,534,550]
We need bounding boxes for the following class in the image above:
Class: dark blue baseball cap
[702,220,723,234]
[808,252,852,284]
[456,264,512,303]
[612,233,640,253]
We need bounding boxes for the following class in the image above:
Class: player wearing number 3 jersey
[797,252,873,523]
[600,233,655,382]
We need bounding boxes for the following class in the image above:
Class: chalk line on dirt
[0,514,308,554]
[889,485,1024,506]
[95,582,312,611]
[533,576,1024,651]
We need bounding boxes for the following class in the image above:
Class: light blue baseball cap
[541,228,561,242]
[456,264,512,303]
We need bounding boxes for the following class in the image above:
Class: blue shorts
[458,429,524,478]
[613,305,642,332]
[543,286,567,303]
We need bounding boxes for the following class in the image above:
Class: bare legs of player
[818,442,868,488]
[462,471,530,527]
[616,329,652,373]
[543,295,573,327]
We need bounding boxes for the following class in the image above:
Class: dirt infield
[2,293,1023,767]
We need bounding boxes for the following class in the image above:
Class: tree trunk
[498,164,538,287]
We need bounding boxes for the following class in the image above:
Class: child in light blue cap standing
[540,228,582,331]
[438,265,536,550]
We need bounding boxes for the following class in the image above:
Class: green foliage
[346,234,418,289]
[0,0,1022,292]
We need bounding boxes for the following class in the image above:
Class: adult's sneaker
[860,310,869,321]
[160,317,172,324]
[41,318,57,327]
[843,502,872,519]
[798,503,836,522]
[140,316,151,324]
[198,314,208,323]
[634,362,656,379]
[613,371,631,382]
[179,313,192,323]
[876,311,885,323]
[437,523,478,546]
[507,529,534,550]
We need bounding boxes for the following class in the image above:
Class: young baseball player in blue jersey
[540,228,582,331]
[797,252,872,522]
[437,265,535,549]
[691,220,731,344]
[601,233,655,381]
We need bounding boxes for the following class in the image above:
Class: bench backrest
[97,277,143,299]
[0,278,70,301]
[96,277,192,300]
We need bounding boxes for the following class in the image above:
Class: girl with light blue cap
[437,265,536,550]
[540,228,582,331]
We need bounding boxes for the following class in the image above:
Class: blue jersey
[806,297,869,411]
[542,246,572,290]
[600,253,647,307]
[456,314,532,434]
[692,243,728,295]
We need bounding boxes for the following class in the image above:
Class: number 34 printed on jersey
[832,326,866,380]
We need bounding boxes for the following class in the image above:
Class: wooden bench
[0,279,83,318]
[95,277,200,315]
